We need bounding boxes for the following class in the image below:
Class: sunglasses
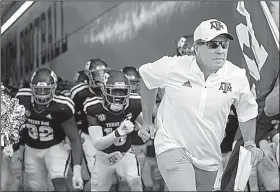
[200,41,230,49]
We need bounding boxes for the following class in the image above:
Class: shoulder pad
[70,83,88,100]
[15,88,32,98]
[83,96,103,115]
[129,93,141,100]
[61,90,71,97]
[53,95,75,115]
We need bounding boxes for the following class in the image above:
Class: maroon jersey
[70,83,101,134]
[16,88,75,149]
[84,94,142,154]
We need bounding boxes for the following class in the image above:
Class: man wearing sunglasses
[138,19,262,191]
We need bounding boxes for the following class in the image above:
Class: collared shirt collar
[191,58,227,78]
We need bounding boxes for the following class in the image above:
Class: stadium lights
[1,1,34,35]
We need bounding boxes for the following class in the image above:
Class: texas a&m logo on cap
[210,20,224,31]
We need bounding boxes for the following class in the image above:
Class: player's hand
[138,122,155,143]
[3,145,14,157]
[117,119,135,136]
[262,149,278,170]
[245,145,264,167]
[72,165,84,191]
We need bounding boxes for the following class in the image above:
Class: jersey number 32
[26,123,54,141]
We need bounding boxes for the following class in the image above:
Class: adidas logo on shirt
[182,80,192,88]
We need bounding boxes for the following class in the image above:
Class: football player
[84,70,143,191]
[69,59,110,190]
[15,68,83,191]
[176,35,194,56]
[122,66,140,94]
[56,77,73,97]
[73,70,89,85]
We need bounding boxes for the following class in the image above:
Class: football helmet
[122,66,140,94]
[177,35,194,56]
[73,70,89,84]
[30,68,57,105]
[101,70,131,112]
[84,59,110,88]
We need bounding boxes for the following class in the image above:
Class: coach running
[138,19,263,191]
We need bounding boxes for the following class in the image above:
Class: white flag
[234,146,252,191]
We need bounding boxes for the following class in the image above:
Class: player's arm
[87,115,119,151]
[62,116,83,166]
[70,83,87,112]
[135,112,143,125]
[12,125,27,152]
[264,76,279,117]
[134,112,143,131]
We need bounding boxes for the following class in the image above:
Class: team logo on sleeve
[97,114,106,121]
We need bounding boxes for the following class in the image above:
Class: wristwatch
[244,140,256,148]
[114,130,121,138]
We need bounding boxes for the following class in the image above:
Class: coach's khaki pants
[157,148,217,191]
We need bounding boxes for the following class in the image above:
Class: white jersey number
[104,127,127,146]
[26,123,54,141]
[114,135,127,146]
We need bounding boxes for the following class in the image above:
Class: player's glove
[115,119,135,137]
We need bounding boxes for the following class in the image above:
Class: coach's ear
[194,41,201,56]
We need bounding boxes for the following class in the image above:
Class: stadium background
[1,1,279,191]
[2,1,279,98]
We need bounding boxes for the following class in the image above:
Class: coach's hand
[138,122,154,142]
[117,119,135,136]
[72,165,84,191]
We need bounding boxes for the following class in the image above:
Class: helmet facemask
[87,68,108,88]
[102,83,131,112]
[30,82,57,105]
